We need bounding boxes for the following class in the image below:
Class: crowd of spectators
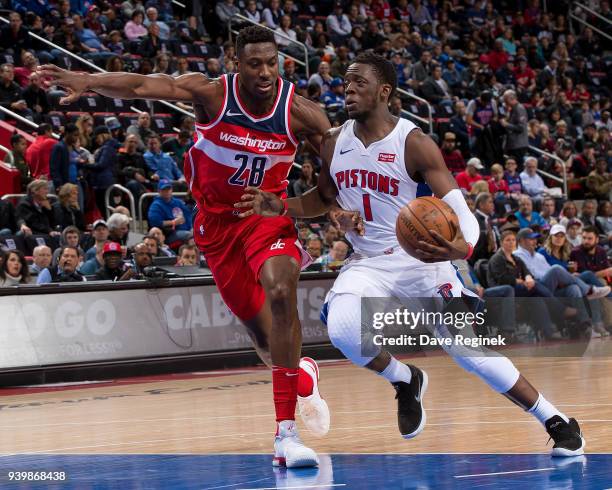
[0,0,610,338]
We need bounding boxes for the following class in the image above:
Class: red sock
[272,366,299,422]
[297,366,314,398]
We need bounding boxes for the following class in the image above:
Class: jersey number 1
[229,154,266,187]
[362,194,373,221]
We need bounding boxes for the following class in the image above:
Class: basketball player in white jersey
[236,52,585,456]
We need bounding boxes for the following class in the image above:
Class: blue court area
[0,453,610,489]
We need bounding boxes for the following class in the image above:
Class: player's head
[236,25,279,99]
[344,52,397,121]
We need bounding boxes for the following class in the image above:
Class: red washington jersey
[185,73,298,216]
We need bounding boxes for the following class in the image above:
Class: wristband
[280,199,288,216]
[464,243,474,261]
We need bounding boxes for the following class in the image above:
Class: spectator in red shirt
[372,0,393,20]
[570,226,612,283]
[482,39,509,72]
[440,132,465,175]
[13,51,37,88]
[25,123,56,180]
[456,158,485,192]
[513,56,536,97]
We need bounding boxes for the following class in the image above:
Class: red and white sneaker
[298,357,330,437]
[273,420,319,468]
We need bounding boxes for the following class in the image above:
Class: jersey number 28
[229,154,266,187]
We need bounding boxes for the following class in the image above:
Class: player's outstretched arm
[405,130,479,262]
[37,64,212,105]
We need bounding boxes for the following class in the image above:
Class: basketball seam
[421,197,456,237]
[405,206,435,244]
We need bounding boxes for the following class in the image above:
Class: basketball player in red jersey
[38,26,345,467]
[237,52,585,456]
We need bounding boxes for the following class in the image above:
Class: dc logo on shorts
[271,239,285,250]
[437,283,453,299]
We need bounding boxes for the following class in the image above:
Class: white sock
[527,393,569,425]
[379,357,412,384]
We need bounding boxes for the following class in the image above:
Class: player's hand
[413,227,469,263]
[329,208,364,236]
[234,187,284,218]
[37,64,89,105]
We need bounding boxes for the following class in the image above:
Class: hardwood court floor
[1,342,612,457]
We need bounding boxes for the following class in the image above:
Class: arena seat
[46,111,66,130]
[152,114,174,133]
[0,234,27,254]
[93,112,116,126]
[107,97,136,113]
[79,93,106,112]
[66,111,89,123]
[118,112,141,128]
[188,57,207,73]
[173,42,194,57]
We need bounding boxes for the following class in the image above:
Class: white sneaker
[297,357,330,437]
[587,286,611,299]
[273,420,319,468]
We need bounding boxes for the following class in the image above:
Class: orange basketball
[395,196,459,257]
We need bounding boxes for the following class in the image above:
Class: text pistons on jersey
[219,131,287,152]
[335,169,400,196]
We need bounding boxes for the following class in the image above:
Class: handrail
[171,0,186,7]
[138,191,187,233]
[527,145,568,198]
[568,10,612,41]
[229,13,309,79]
[104,184,136,221]
[574,1,612,29]
[0,143,12,162]
[400,108,430,126]
[0,105,60,139]
[0,15,196,120]
[396,88,433,135]
[1,194,26,201]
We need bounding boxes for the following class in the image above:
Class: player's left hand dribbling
[234,187,284,218]
[329,208,365,236]
[413,228,469,263]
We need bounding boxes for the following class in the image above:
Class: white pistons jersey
[331,118,426,257]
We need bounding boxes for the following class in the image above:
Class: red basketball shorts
[193,211,309,321]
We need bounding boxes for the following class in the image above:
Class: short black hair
[582,225,598,236]
[10,132,25,145]
[236,25,277,57]
[64,123,79,135]
[37,123,52,135]
[352,51,397,99]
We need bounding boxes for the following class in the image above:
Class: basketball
[395,196,459,256]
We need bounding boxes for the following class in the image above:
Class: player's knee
[266,282,293,306]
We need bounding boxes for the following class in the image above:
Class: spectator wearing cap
[501,90,529,164]
[93,242,128,281]
[456,158,484,193]
[83,219,110,261]
[440,132,465,175]
[37,246,85,284]
[514,195,546,230]
[514,227,605,305]
[327,1,352,46]
[52,183,85,231]
[147,180,193,245]
[49,123,80,191]
[25,123,57,180]
[520,157,547,202]
[282,59,300,85]
[322,78,345,112]
[86,125,120,216]
[105,116,125,143]
[144,134,186,189]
